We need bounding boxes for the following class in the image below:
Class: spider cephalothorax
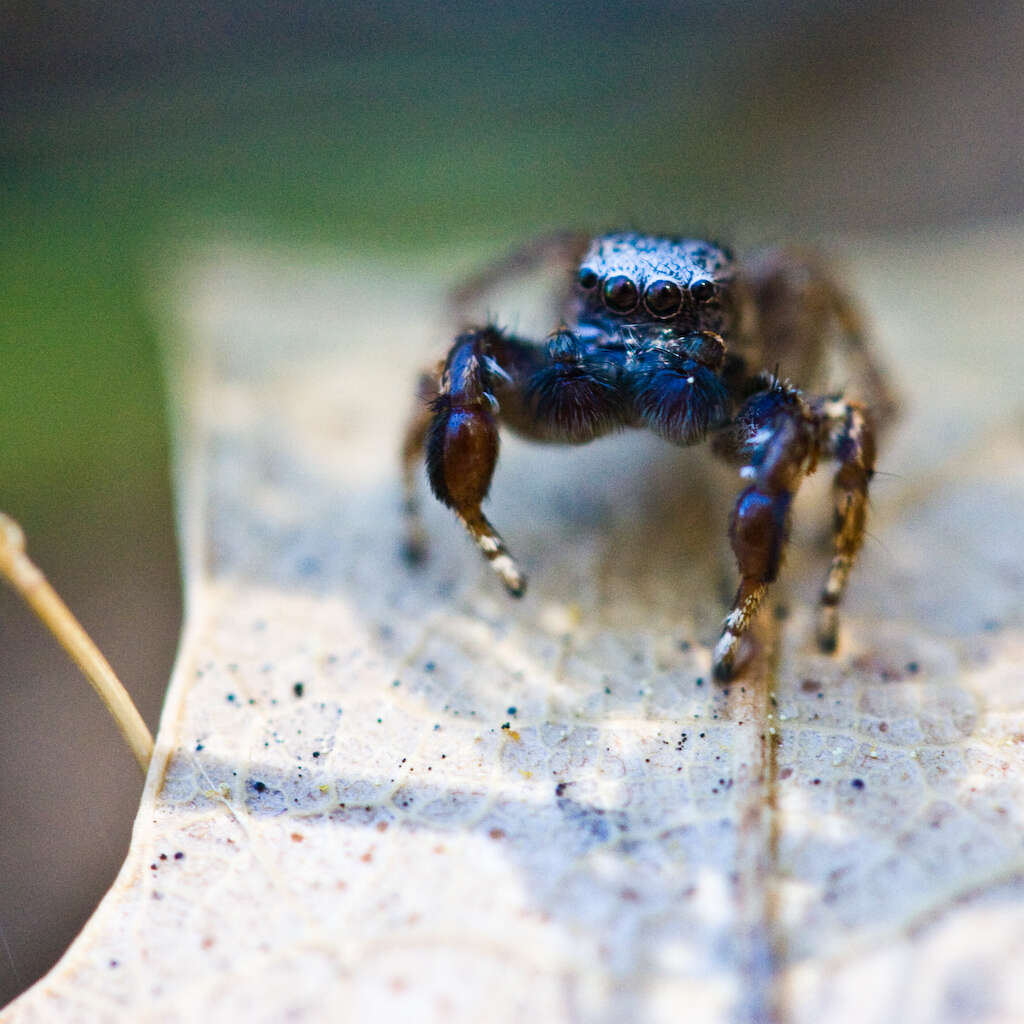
[574,232,737,339]
[402,231,895,681]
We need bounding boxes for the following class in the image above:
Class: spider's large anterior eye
[578,267,598,290]
[603,275,638,313]
[690,279,716,303]
[644,279,682,317]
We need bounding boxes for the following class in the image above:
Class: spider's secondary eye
[603,275,638,313]
[578,267,598,289]
[690,279,716,303]
[644,279,682,317]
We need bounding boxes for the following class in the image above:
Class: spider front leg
[711,384,820,682]
[405,325,629,594]
[711,383,876,681]
[423,327,526,596]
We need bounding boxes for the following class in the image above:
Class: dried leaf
[6,228,1024,1023]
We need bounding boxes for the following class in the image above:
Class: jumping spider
[402,232,895,681]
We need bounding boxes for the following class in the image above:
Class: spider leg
[408,324,630,594]
[811,396,876,652]
[446,231,590,322]
[745,247,899,436]
[827,289,899,438]
[711,384,820,682]
[422,328,525,595]
[400,367,441,564]
[711,383,877,680]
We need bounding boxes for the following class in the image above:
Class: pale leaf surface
[5,227,1024,1023]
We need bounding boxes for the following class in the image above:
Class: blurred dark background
[1,0,1021,1007]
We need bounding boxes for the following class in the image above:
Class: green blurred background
[2,0,1021,1006]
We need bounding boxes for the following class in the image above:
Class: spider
[401,232,896,681]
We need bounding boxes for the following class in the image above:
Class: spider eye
[578,267,598,290]
[603,275,638,313]
[690,279,716,303]
[644,279,682,318]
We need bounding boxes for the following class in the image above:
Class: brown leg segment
[828,291,900,439]
[446,231,590,322]
[424,329,527,596]
[406,324,632,595]
[711,383,876,681]
[713,390,816,681]
[400,367,441,564]
[744,247,899,439]
[812,398,876,652]
[712,395,815,684]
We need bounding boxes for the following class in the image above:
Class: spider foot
[712,633,739,683]
[401,535,428,568]
[713,581,766,682]
[401,498,429,566]
[712,634,756,684]
[494,555,527,597]
[457,512,526,596]
[816,603,839,653]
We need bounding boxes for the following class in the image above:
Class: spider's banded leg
[400,369,441,564]
[422,325,630,595]
[828,289,899,438]
[712,386,818,682]
[744,248,897,439]
[425,328,526,596]
[811,397,876,652]
[447,231,590,321]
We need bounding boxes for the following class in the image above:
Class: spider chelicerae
[401,232,896,681]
